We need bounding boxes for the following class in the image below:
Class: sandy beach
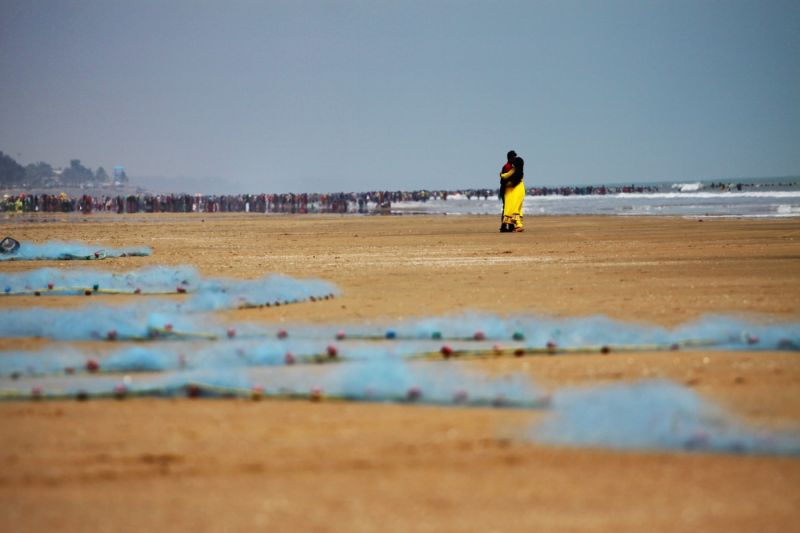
[0,214,799,532]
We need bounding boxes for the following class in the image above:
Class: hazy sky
[1,0,798,193]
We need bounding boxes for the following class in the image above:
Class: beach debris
[0,236,21,254]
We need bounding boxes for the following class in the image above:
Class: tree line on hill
[0,151,127,188]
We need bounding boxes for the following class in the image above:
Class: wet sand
[0,214,799,532]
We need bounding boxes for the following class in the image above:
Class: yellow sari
[500,167,524,230]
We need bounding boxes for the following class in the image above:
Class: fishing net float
[0,238,150,261]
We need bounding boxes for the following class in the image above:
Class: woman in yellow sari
[499,150,525,232]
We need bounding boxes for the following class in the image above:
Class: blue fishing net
[532,380,800,455]
[0,240,151,261]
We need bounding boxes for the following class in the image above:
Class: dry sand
[0,214,799,532]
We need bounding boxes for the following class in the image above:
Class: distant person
[499,150,525,232]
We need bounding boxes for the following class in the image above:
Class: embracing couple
[499,150,525,233]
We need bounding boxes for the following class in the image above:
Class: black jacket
[508,157,524,186]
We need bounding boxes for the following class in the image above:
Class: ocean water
[391,191,800,218]
[389,178,800,217]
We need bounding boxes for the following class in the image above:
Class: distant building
[113,166,128,184]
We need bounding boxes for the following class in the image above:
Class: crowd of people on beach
[526,184,659,196]
[1,192,364,214]
[0,183,669,214]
